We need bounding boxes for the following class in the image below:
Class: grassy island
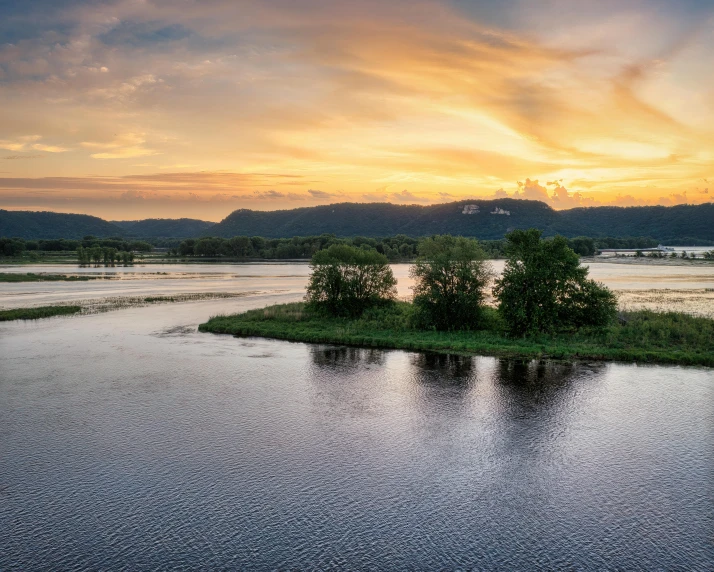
[201,233,713,367]
[0,305,82,321]
[0,272,99,282]
[199,302,714,367]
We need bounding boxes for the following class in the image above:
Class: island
[201,232,714,367]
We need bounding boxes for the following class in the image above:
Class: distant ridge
[112,218,215,238]
[0,209,124,240]
[2,201,713,242]
[209,200,714,242]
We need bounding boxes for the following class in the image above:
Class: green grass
[0,272,98,282]
[199,302,714,367]
[0,305,82,321]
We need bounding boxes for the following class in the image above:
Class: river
[0,265,712,569]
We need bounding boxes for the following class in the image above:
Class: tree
[567,236,596,257]
[178,239,196,256]
[494,229,617,335]
[305,245,397,317]
[410,235,494,330]
[229,236,254,257]
[128,241,153,253]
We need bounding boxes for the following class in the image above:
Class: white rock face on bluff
[462,205,480,214]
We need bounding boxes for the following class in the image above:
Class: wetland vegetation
[199,303,714,366]
[0,305,82,321]
[0,272,100,282]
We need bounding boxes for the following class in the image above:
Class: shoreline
[199,303,714,367]
[0,292,260,321]
[2,256,713,267]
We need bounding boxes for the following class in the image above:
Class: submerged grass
[0,272,99,282]
[0,305,82,321]
[1,292,257,322]
[199,302,714,367]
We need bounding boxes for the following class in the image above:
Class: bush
[494,229,617,335]
[410,235,494,330]
[305,244,397,317]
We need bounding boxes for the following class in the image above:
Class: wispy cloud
[0,0,712,217]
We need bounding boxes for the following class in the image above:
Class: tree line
[169,234,666,261]
[0,236,153,257]
[76,246,135,266]
[4,233,711,261]
[305,229,618,336]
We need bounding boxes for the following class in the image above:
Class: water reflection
[409,353,475,383]
[309,345,387,369]
[1,317,711,570]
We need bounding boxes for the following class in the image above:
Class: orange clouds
[0,0,712,219]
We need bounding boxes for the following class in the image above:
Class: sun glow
[0,0,712,219]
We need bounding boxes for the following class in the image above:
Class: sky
[0,0,712,221]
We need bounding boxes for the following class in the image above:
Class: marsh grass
[199,302,714,366]
[0,272,99,282]
[78,292,258,314]
[0,305,82,321]
[616,289,714,319]
[0,292,257,322]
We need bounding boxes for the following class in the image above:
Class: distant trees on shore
[0,236,152,258]
[76,246,135,266]
[168,234,676,261]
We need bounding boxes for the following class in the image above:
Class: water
[0,281,712,570]
[1,261,713,309]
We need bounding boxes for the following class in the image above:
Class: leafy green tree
[0,238,25,257]
[76,246,90,265]
[494,229,617,335]
[410,235,494,330]
[567,236,596,256]
[178,239,196,256]
[306,245,397,317]
[229,236,254,257]
[128,241,153,253]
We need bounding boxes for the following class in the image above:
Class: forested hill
[211,200,714,242]
[2,200,713,241]
[554,204,714,242]
[0,209,123,240]
[111,218,215,238]
[0,211,215,240]
[214,200,557,239]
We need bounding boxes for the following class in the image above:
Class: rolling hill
[0,209,124,240]
[209,200,714,242]
[2,201,713,242]
[112,218,215,238]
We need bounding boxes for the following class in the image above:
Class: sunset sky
[0,0,712,221]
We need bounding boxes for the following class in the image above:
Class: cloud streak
[0,0,712,218]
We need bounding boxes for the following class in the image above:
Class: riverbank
[0,292,258,321]
[199,302,714,367]
[0,305,82,321]
[0,272,102,282]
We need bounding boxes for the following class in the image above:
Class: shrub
[305,244,397,317]
[494,229,617,335]
[410,235,494,330]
